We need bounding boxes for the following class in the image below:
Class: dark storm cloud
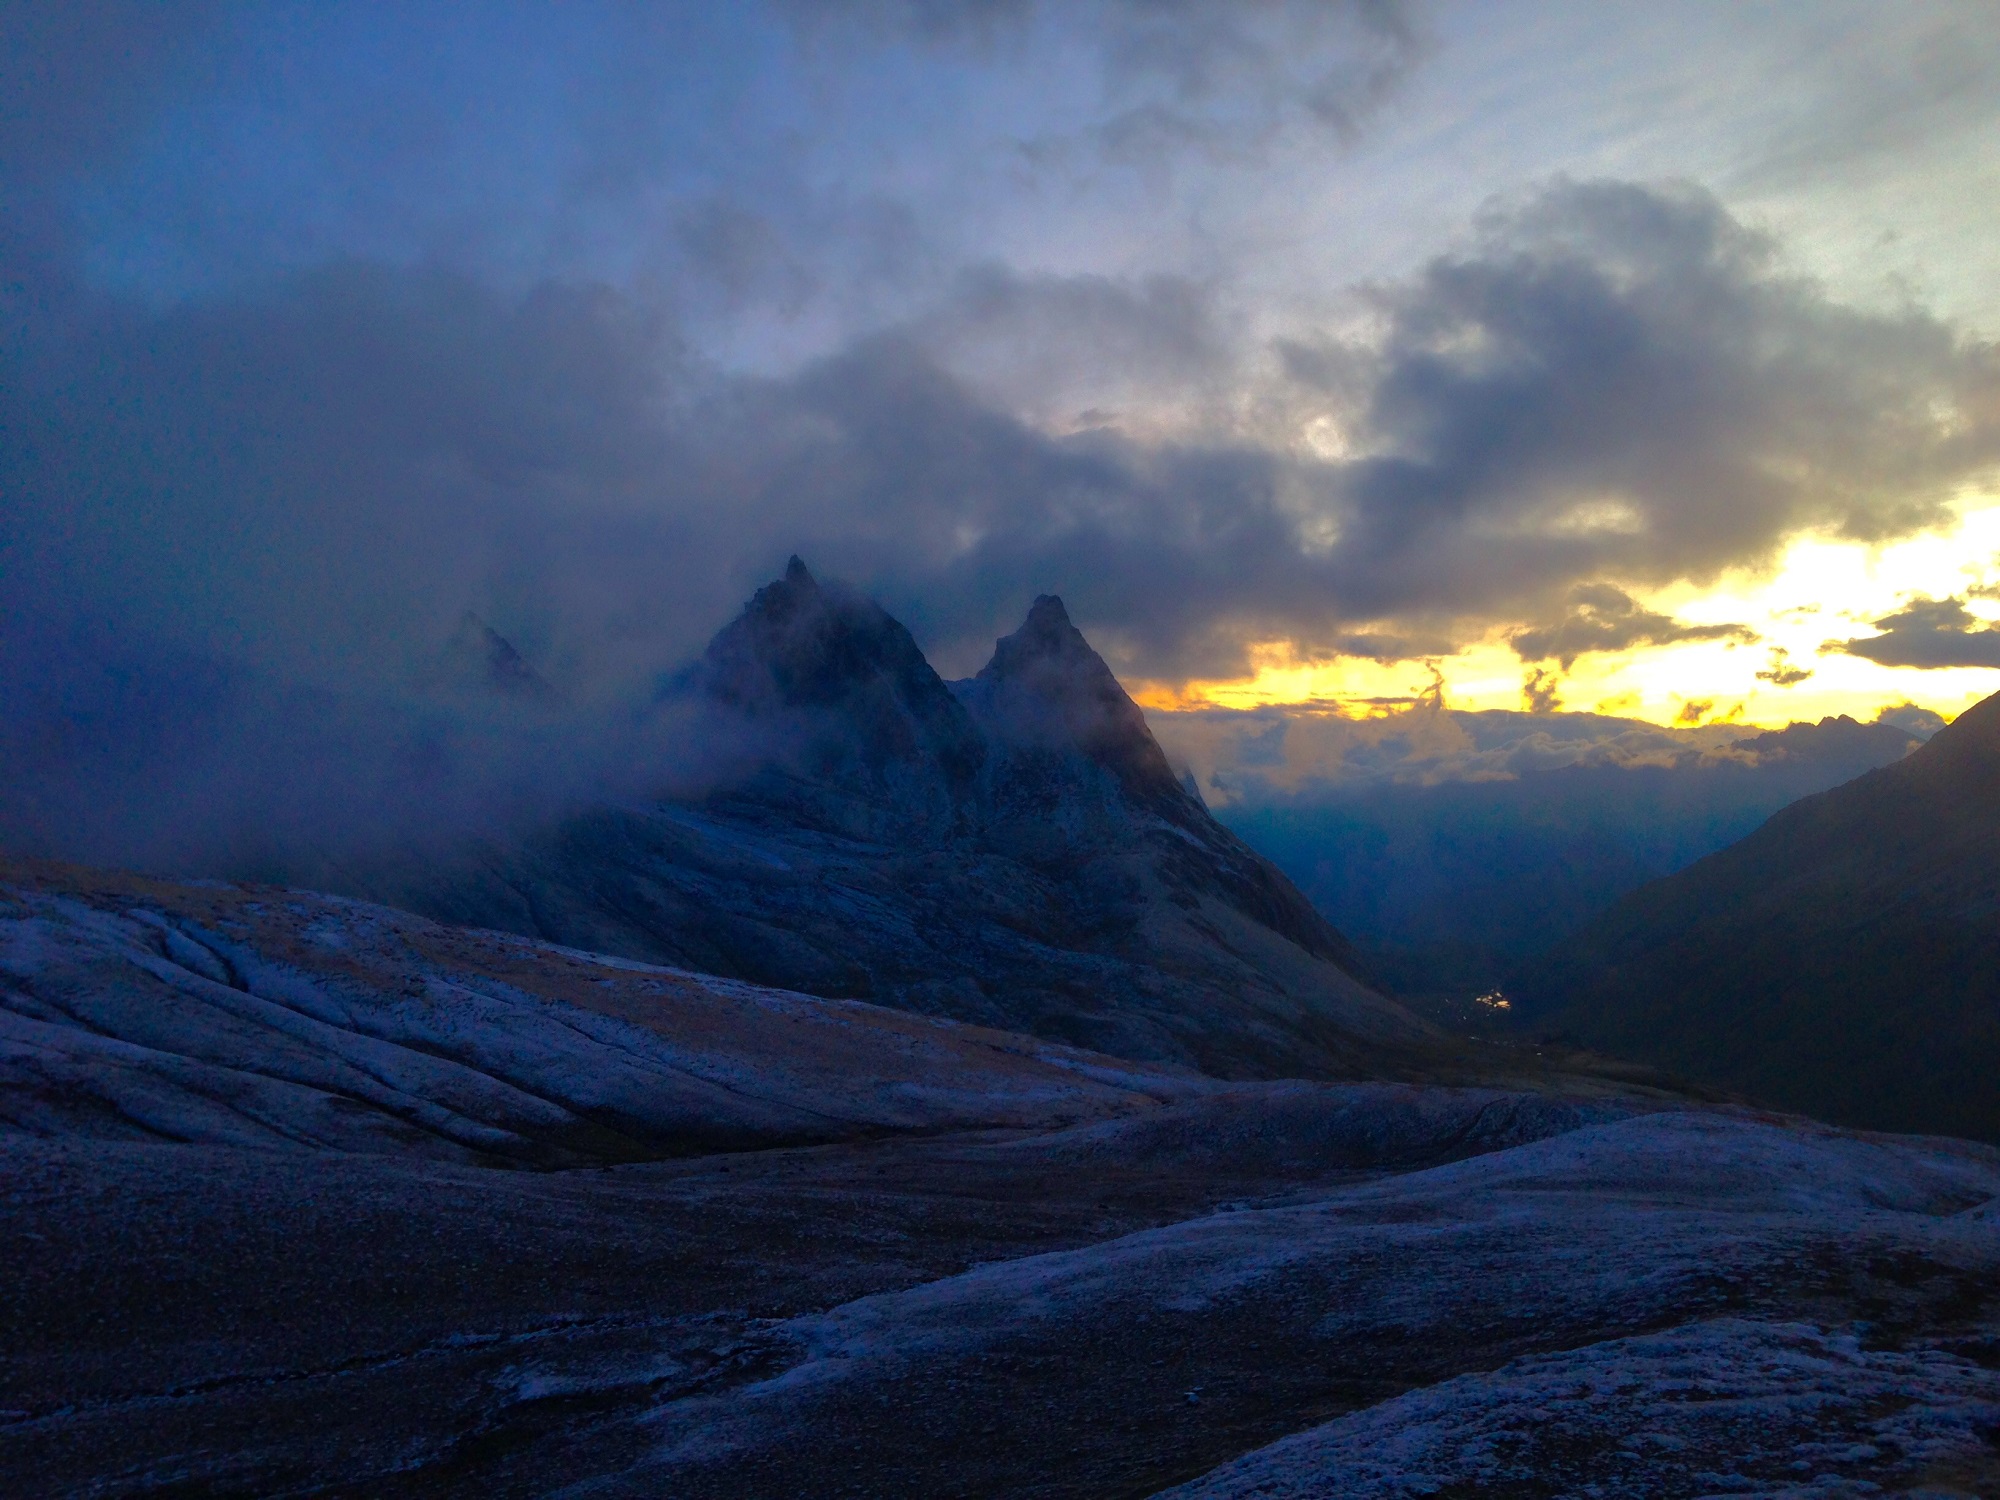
[1282,179,2000,625]
[2,264,704,689]
[0,262,745,871]
[910,265,1230,422]
[1508,584,1754,671]
[11,178,1995,706]
[870,179,2000,674]
[1831,597,2000,669]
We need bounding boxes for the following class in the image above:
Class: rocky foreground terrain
[5,859,1998,1497]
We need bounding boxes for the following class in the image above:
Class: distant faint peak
[440,611,558,703]
[1728,713,1919,762]
[784,554,814,588]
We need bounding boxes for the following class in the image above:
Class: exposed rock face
[390,562,1420,1079]
[960,594,1356,968]
[1519,688,2000,1141]
[15,1081,1994,1498]
[967,593,1189,815]
[684,557,985,834]
[8,860,1997,1499]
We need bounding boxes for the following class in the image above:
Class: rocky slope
[4,858,1997,1497]
[1519,688,2000,1141]
[7,1081,1996,1497]
[0,858,1200,1164]
[388,561,1424,1080]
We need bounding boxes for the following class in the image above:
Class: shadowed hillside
[1518,690,2000,1141]
[1180,709,1925,1007]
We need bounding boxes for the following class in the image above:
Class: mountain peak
[1943,688,2000,740]
[691,560,984,808]
[978,594,1098,684]
[974,596,1188,814]
[1895,685,2000,778]
[1023,593,1071,630]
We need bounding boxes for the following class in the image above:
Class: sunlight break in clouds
[1137,498,2000,728]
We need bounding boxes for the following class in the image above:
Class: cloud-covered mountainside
[323,561,1440,1083]
[1519,687,2000,1143]
[1153,701,1928,1000]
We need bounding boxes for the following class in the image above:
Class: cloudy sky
[6,0,2000,734]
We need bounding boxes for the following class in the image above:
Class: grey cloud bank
[1834,596,2000,670]
[1508,583,1754,671]
[4,5,1998,874]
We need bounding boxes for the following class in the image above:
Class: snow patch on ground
[1158,1318,2000,1499]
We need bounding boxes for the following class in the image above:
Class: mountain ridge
[364,562,1423,1080]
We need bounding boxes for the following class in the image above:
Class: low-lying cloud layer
[1149,698,1936,810]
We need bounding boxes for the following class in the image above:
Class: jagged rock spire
[974,594,1190,814]
[689,557,985,801]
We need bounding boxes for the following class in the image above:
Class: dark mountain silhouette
[388,561,1424,1079]
[1517,689,2000,1140]
[1725,713,1920,767]
[958,594,1358,971]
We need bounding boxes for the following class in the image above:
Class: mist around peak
[305,560,1412,1079]
[961,592,1198,821]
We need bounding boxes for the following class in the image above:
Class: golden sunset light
[1138,495,2000,728]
